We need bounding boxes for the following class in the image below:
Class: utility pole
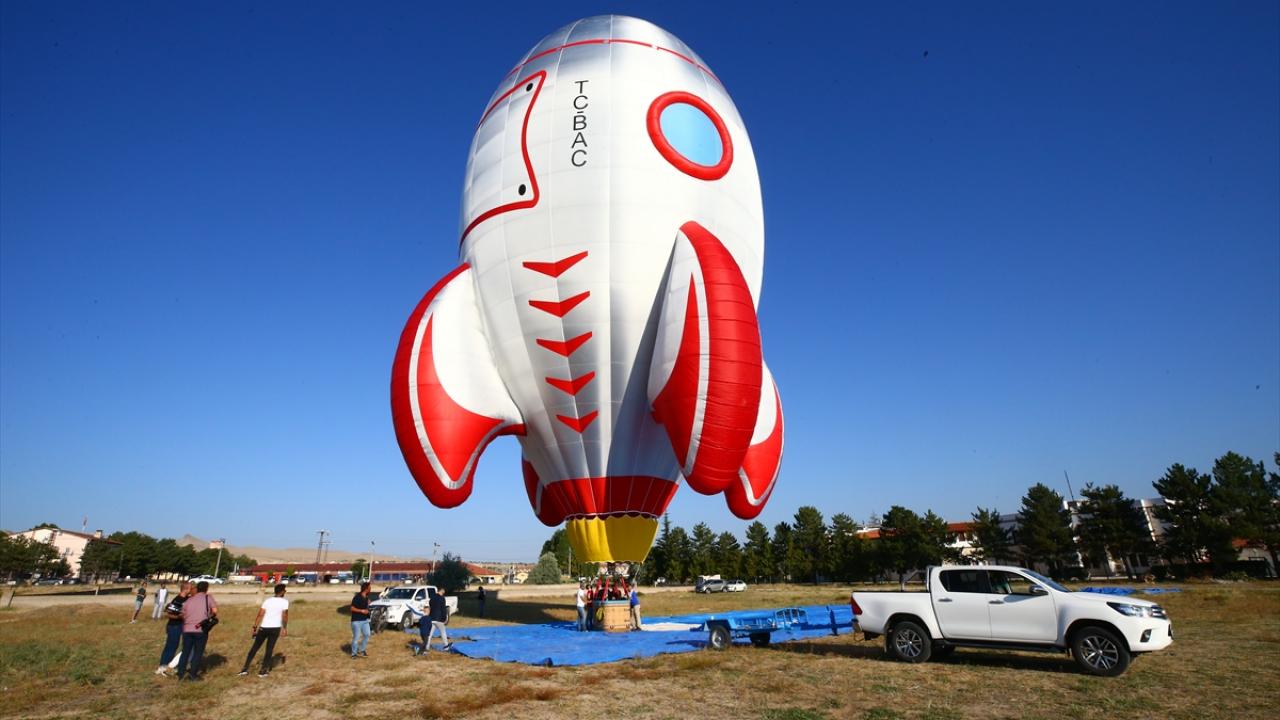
[431,542,441,578]
[213,538,227,578]
[368,540,376,583]
[314,530,328,584]
[1064,470,1076,502]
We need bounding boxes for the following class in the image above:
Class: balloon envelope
[391,15,783,563]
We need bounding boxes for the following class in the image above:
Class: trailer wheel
[749,632,771,648]
[708,625,731,650]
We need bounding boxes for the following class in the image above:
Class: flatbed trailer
[703,607,808,650]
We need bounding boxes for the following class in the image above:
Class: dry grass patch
[0,582,1277,720]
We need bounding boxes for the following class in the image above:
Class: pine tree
[878,506,931,587]
[970,507,1011,564]
[790,506,827,583]
[647,515,673,581]
[666,526,694,583]
[691,523,716,577]
[742,521,773,582]
[1076,484,1152,578]
[771,522,793,582]
[1211,452,1280,573]
[713,532,742,577]
[1152,463,1225,567]
[828,513,867,582]
[1016,483,1076,574]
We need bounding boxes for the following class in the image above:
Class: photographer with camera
[176,580,218,681]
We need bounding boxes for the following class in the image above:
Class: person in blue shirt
[629,584,642,631]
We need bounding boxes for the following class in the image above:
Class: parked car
[725,579,747,592]
[698,579,727,593]
[369,585,458,629]
[851,565,1173,676]
[190,575,225,585]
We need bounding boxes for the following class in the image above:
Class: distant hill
[177,534,409,565]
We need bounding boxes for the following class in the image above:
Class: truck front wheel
[1071,626,1131,677]
[887,621,932,663]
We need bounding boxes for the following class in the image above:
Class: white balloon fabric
[391,15,783,562]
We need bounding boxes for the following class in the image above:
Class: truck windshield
[383,588,415,599]
[1023,570,1070,593]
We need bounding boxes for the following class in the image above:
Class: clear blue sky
[2,2,1276,562]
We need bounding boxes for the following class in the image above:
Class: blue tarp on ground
[1080,587,1183,596]
[418,604,856,666]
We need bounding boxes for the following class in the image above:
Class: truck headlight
[1107,602,1149,618]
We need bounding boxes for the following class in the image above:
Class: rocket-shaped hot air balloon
[391,15,783,563]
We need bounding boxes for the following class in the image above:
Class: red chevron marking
[523,251,588,278]
[545,372,596,396]
[536,332,592,357]
[556,410,599,433]
[529,290,590,318]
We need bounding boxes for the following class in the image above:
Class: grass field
[1,582,1277,720]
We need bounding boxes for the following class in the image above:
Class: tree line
[0,526,257,582]
[537,450,1278,583]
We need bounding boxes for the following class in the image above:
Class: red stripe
[528,290,590,317]
[536,332,592,357]
[652,222,764,497]
[390,264,515,509]
[651,280,701,471]
[545,372,595,395]
[523,474,680,525]
[461,71,546,244]
[501,37,718,85]
[556,410,598,433]
[725,385,783,520]
[523,251,588,278]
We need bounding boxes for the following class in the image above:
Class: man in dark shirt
[476,585,486,618]
[131,581,148,623]
[424,588,452,652]
[154,581,192,676]
[350,582,372,658]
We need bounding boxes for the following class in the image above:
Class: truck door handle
[937,598,953,603]
[989,600,1004,605]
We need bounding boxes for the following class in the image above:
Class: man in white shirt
[575,582,588,631]
[239,584,288,677]
[151,582,169,620]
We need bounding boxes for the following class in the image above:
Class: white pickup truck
[369,585,458,629]
[851,565,1173,676]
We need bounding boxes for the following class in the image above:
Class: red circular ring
[646,91,733,181]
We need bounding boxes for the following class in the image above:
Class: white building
[13,527,118,578]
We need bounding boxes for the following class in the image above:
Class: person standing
[239,583,288,677]
[476,584,486,618]
[424,588,452,651]
[575,582,588,632]
[151,582,169,621]
[349,582,372,658]
[176,581,218,681]
[154,582,192,676]
[130,581,148,623]
[629,584,642,631]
